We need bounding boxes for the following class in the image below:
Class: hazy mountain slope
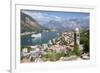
[21,12,46,33]
[43,18,89,32]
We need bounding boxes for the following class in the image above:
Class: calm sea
[21,31,59,46]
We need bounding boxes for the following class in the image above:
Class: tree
[80,30,89,53]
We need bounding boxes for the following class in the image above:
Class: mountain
[21,11,89,33]
[43,20,79,32]
[21,12,46,33]
[43,18,89,32]
[43,20,64,31]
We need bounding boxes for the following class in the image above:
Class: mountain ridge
[21,12,47,33]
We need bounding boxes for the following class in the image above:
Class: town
[21,28,89,63]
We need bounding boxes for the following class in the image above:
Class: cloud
[22,10,62,24]
[22,10,89,29]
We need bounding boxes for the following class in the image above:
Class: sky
[21,10,90,30]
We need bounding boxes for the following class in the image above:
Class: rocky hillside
[21,12,46,33]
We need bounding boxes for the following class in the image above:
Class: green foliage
[83,39,89,53]
[65,51,74,57]
[63,41,68,45]
[42,50,66,61]
[80,30,89,53]
[59,37,68,45]
[41,57,48,61]
[73,44,81,56]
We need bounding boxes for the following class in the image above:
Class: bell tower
[74,28,80,45]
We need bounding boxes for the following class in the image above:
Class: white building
[22,48,28,53]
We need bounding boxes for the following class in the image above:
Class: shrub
[41,51,66,61]
[65,51,74,57]
[73,44,81,56]
[80,30,89,53]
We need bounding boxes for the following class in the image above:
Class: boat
[31,33,41,38]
